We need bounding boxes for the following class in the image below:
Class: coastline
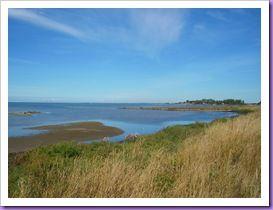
[9,105,259,153]
[8,108,261,198]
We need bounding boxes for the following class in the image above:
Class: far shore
[121,104,258,114]
[9,121,124,153]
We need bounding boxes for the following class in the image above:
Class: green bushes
[38,142,82,158]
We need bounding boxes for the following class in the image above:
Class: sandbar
[9,121,124,153]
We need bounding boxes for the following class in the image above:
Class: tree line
[182,99,245,105]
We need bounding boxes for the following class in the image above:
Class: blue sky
[8,8,261,103]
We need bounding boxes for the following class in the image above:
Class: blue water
[9,102,237,142]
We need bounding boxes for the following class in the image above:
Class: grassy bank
[9,107,261,198]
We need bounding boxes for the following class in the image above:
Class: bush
[39,142,82,158]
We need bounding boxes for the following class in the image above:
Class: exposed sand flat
[9,122,124,153]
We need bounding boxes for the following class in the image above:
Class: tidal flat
[9,121,123,153]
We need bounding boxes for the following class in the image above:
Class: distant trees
[222,99,245,105]
[183,99,245,105]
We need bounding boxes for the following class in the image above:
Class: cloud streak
[128,9,184,57]
[9,9,85,40]
[206,10,229,22]
[9,57,39,65]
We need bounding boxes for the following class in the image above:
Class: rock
[125,134,139,141]
[9,111,41,116]
[101,137,110,142]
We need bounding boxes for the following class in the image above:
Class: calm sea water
[9,102,237,142]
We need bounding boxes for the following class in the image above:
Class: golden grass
[9,110,261,198]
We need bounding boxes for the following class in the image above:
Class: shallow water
[9,102,237,141]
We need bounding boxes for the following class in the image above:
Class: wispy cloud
[9,9,85,40]
[206,10,229,22]
[128,9,184,57]
[83,9,185,57]
[9,57,39,65]
[9,9,185,58]
[193,24,206,32]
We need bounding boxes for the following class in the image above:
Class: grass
[9,106,261,198]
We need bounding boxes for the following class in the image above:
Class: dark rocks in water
[9,111,42,116]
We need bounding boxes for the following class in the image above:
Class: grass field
[9,106,261,198]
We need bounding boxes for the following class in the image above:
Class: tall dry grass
[9,111,261,198]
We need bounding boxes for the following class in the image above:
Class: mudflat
[9,121,124,153]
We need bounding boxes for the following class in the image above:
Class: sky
[8,8,261,103]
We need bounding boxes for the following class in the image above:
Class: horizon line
[8,100,260,104]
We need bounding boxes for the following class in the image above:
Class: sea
[8,102,237,142]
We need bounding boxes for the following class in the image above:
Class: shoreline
[121,104,257,114]
[9,121,124,153]
[9,105,259,153]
